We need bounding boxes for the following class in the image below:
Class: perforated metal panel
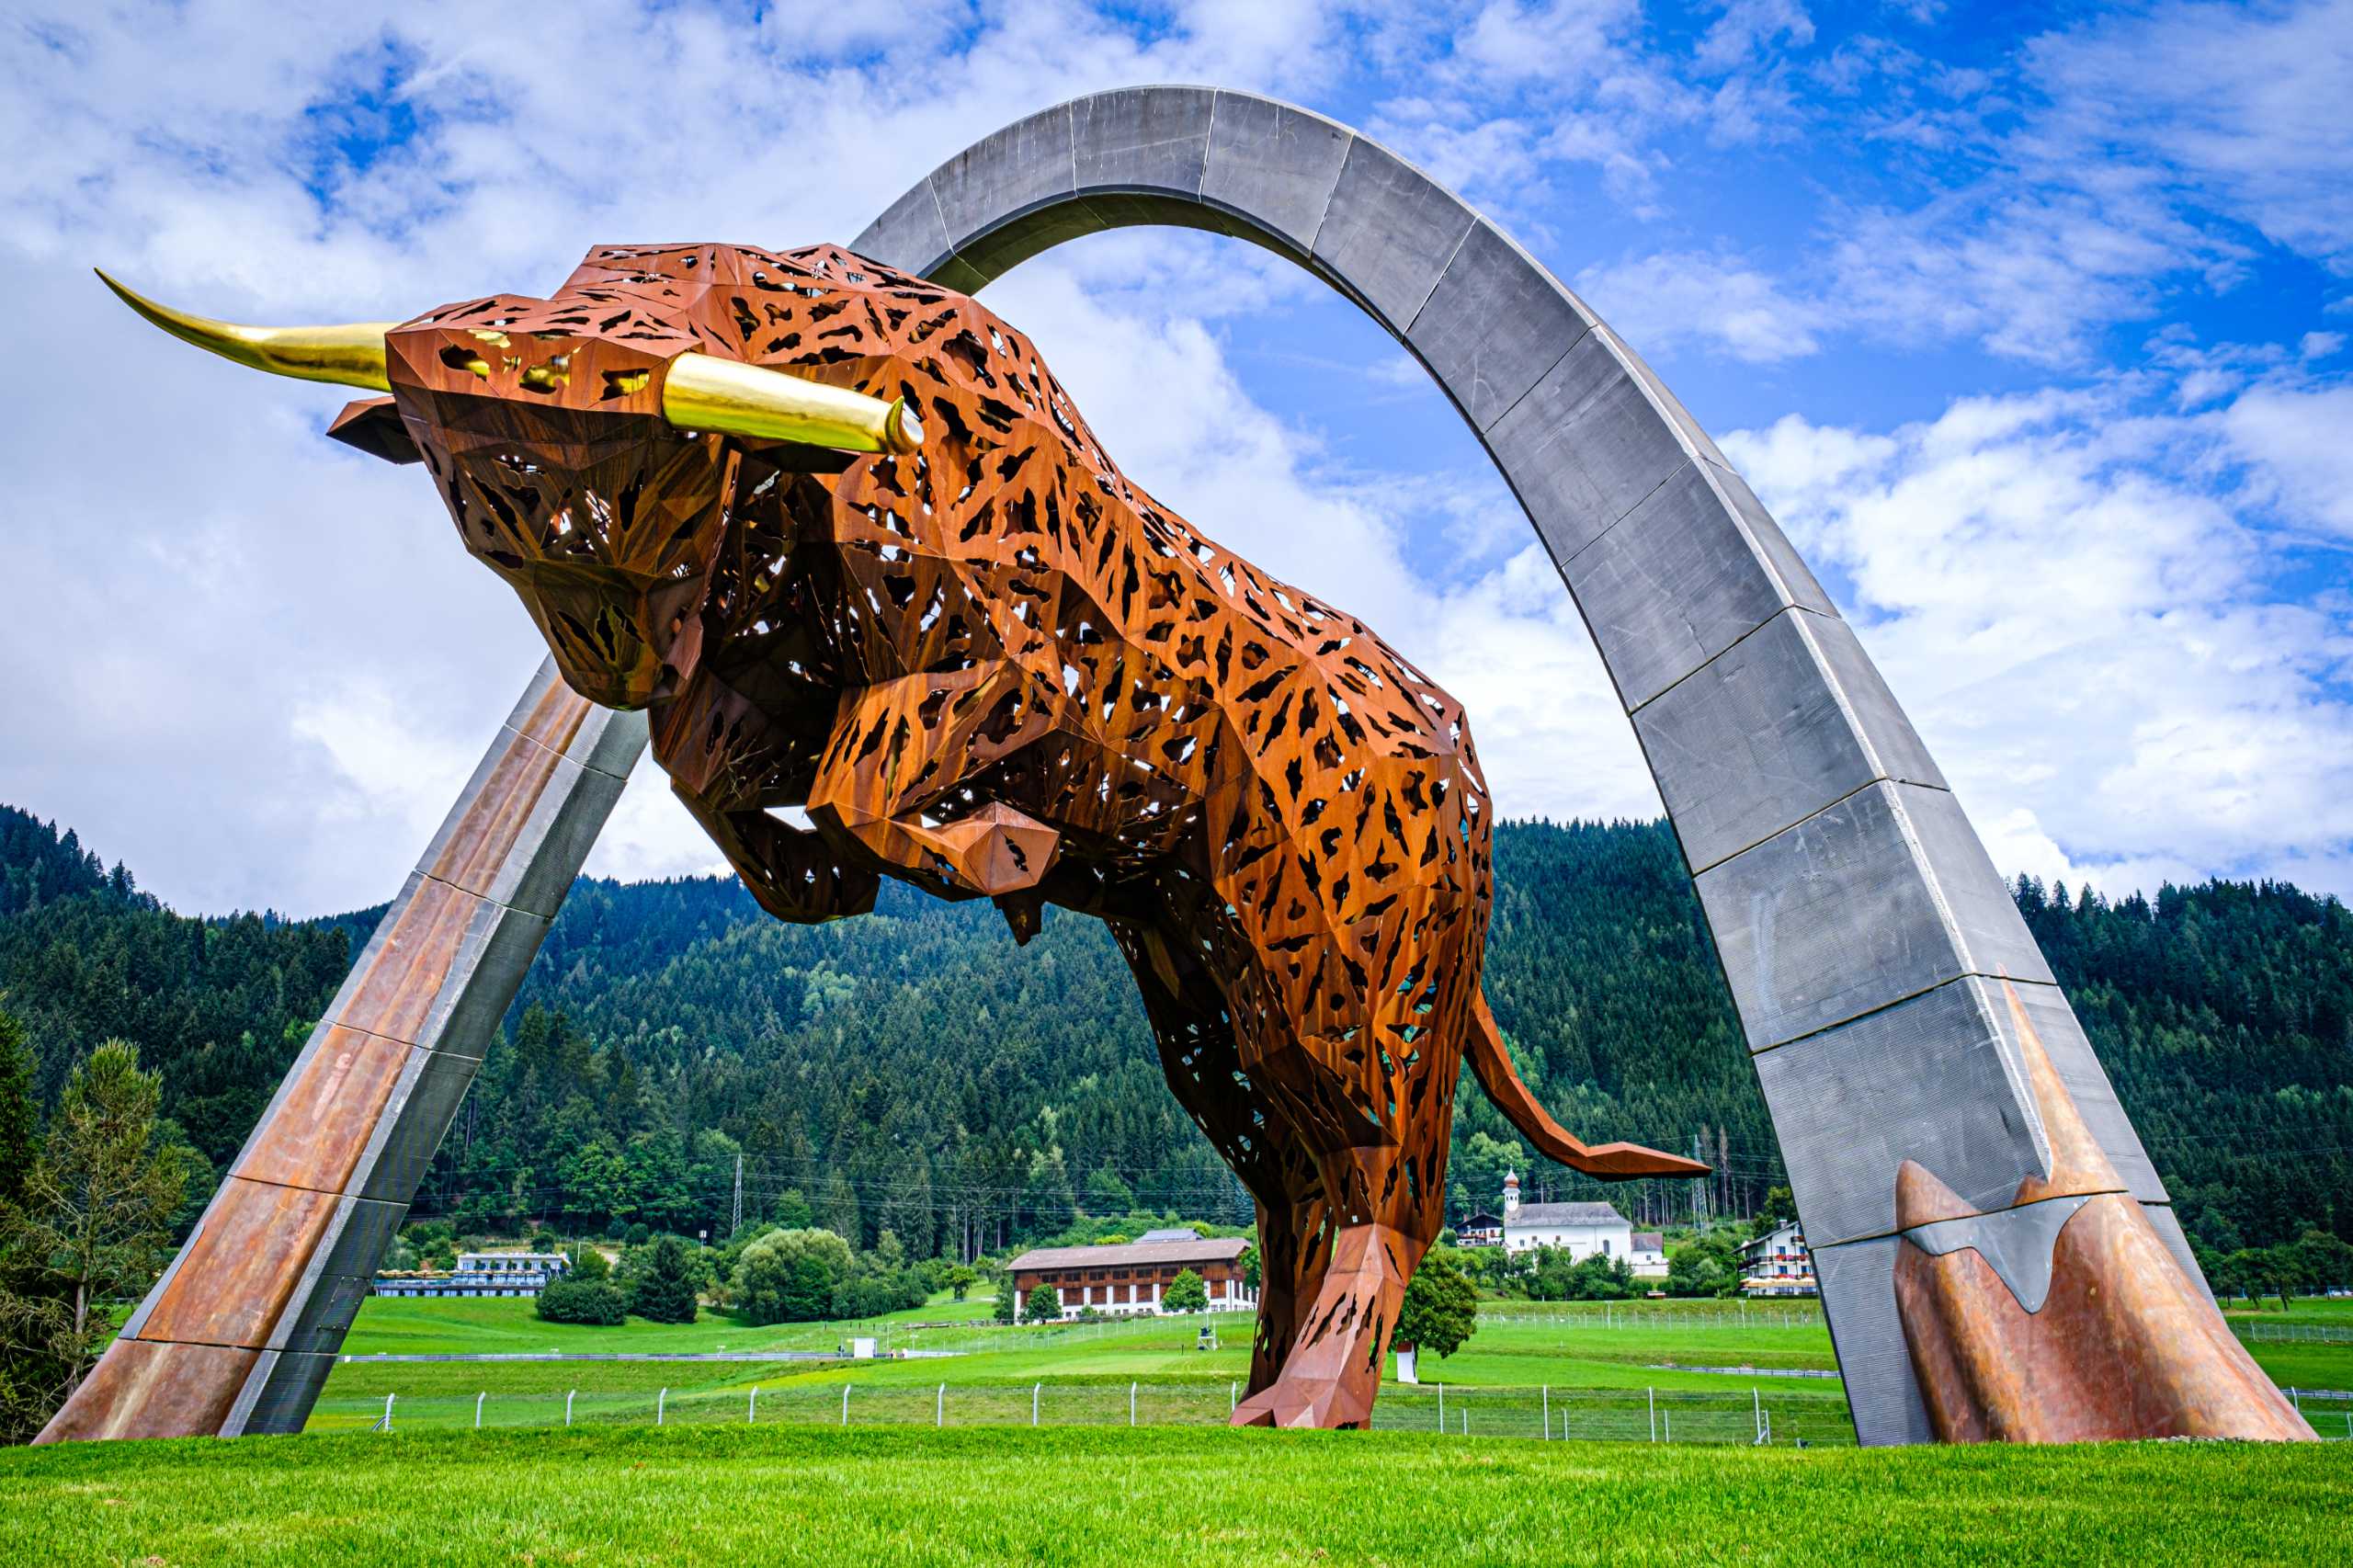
[1814,1235,1934,1446]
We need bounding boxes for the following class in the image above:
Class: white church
[1494,1169,1667,1278]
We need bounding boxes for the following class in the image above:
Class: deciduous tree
[1394,1254,1478,1360]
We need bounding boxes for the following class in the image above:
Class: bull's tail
[1465,994,1711,1180]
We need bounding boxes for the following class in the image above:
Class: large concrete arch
[855,85,2197,1447]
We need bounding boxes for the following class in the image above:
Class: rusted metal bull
[106,243,1703,1429]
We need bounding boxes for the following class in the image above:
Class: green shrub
[535,1278,626,1325]
[1163,1269,1209,1312]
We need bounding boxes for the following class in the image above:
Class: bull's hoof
[1230,1377,1358,1429]
[928,802,1060,894]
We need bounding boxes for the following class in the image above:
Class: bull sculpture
[106,243,1703,1429]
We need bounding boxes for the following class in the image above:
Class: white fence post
[841,1384,851,1426]
[1665,1411,1672,1442]
[656,1388,665,1426]
[566,1390,575,1427]
[474,1392,484,1430]
[1131,1381,1137,1427]
[381,1392,395,1433]
[937,1382,945,1427]
[1032,1382,1040,1426]
[1754,1386,1763,1443]
[1230,1381,1236,1415]
[749,1385,757,1424]
[1541,1384,1549,1440]
[1438,1383,1445,1432]
[1648,1387,1655,1443]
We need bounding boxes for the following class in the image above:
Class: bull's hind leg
[1109,921,1325,1407]
[1230,937,1464,1427]
[1245,1187,1327,1410]
[1231,1139,1431,1429]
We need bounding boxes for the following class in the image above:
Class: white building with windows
[1739,1220,1815,1297]
[373,1250,571,1299]
[1629,1231,1669,1279]
[1497,1170,1634,1260]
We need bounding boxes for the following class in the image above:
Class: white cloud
[1694,0,1816,75]
[2021,0,2353,269]
[1725,385,2353,896]
[1810,2,2352,364]
[2220,382,2353,538]
[1574,249,1826,362]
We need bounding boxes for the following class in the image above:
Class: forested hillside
[0,803,2346,1261]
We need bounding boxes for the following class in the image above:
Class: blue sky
[2,0,2347,914]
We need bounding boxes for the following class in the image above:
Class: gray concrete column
[39,658,647,1442]
[856,85,2191,1446]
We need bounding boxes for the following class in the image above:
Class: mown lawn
[310,1293,2349,1440]
[2,1424,2344,1566]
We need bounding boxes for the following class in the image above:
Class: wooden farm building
[1007,1228,1256,1317]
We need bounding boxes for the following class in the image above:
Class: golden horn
[662,353,923,456]
[96,270,393,392]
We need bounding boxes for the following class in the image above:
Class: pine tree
[0,1006,38,1208]
[625,1233,700,1324]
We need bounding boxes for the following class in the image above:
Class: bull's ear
[327,396,422,465]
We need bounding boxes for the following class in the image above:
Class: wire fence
[739,1301,1830,1356]
[309,1379,1864,1446]
[1473,1303,1824,1330]
[2234,1321,2353,1344]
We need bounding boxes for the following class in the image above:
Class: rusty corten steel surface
[309,241,1702,1432]
[233,1026,413,1192]
[1893,982,2313,1442]
[34,1339,257,1443]
[35,674,618,1444]
[135,1177,340,1349]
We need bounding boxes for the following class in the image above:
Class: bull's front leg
[805,663,1063,898]
[677,790,880,924]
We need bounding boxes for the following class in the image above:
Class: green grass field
[305,1290,2353,1443]
[10,1292,2347,1562]
[3,1425,2346,1566]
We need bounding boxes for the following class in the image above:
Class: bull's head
[99,248,922,709]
